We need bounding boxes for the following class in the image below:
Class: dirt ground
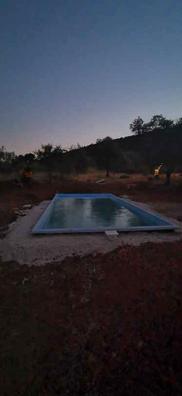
[0,175,182,395]
[0,174,182,226]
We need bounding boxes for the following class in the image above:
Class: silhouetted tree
[142,122,153,134]
[36,144,63,182]
[24,153,35,164]
[0,146,15,164]
[95,137,118,177]
[130,117,144,135]
[130,115,174,135]
[0,146,5,161]
[150,114,173,130]
[0,147,16,172]
[176,117,182,127]
[150,114,165,129]
[161,119,174,129]
[36,144,53,160]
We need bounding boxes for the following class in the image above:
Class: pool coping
[32,193,177,234]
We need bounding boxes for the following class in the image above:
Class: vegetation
[0,115,182,179]
[129,116,144,135]
[130,114,174,135]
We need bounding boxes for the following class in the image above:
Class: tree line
[0,138,121,178]
[0,114,182,178]
[130,114,182,135]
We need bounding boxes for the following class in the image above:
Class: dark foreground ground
[0,177,182,395]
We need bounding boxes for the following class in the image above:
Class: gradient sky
[0,0,182,154]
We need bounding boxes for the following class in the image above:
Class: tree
[160,119,174,129]
[0,146,15,171]
[36,144,63,182]
[176,117,182,127]
[95,137,117,177]
[24,153,35,164]
[142,122,152,134]
[130,117,144,135]
[0,146,14,163]
[150,114,165,129]
[36,144,53,161]
[0,146,5,162]
[150,114,173,130]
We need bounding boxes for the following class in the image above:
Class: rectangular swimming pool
[32,193,176,234]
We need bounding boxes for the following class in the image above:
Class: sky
[0,0,182,154]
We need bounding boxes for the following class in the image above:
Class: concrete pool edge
[32,193,177,234]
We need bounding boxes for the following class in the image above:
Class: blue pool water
[32,193,175,234]
[44,198,147,229]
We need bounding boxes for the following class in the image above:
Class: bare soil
[0,176,182,227]
[0,176,182,395]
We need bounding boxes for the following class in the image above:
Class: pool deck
[0,200,182,266]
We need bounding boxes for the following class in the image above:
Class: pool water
[44,198,147,229]
[32,193,175,234]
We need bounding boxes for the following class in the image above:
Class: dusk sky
[0,0,182,154]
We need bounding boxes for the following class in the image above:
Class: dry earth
[0,177,182,395]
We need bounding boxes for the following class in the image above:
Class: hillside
[65,125,182,174]
[1,125,182,176]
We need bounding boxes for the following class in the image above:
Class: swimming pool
[32,193,176,234]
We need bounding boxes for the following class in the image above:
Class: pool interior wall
[32,193,176,234]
